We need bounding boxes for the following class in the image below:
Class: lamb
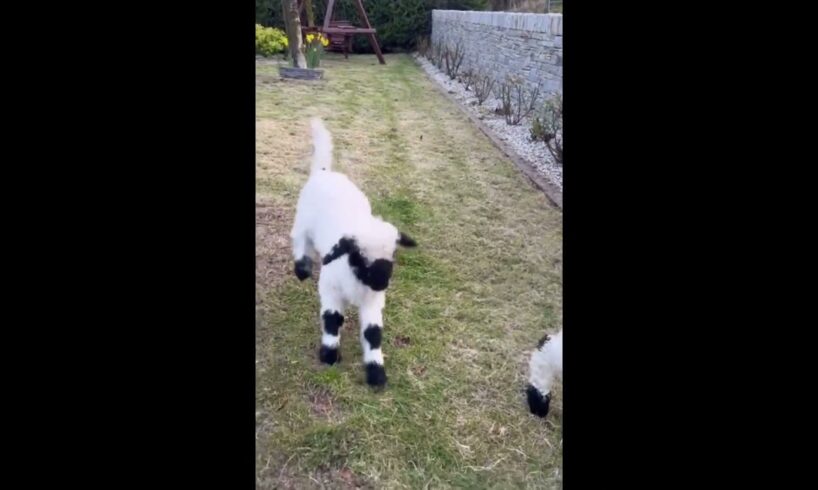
[526,329,562,417]
[290,117,417,388]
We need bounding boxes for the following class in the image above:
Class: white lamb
[526,329,563,417]
[290,118,417,388]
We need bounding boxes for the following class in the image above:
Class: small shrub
[416,36,430,57]
[443,40,465,80]
[530,93,563,164]
[255,24,288,57]
[494,76,542,125]
[435,43,447,70]
[427,41,439,66]
[473,72,495,105]
[459,68,475,91]
[530,117,547,141]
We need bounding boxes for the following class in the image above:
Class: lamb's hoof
[294,257,313,281]
[526,384,551,418]
[365,363,387,388]
[319,346,340,365]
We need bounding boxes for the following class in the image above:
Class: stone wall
[431,10,562,94]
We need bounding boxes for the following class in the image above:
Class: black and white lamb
[290,118,417,388]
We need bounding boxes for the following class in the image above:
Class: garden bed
[412,53,563,192]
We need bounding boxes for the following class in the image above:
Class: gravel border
[411,53,562,197]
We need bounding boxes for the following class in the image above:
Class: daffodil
[303,32,328,68]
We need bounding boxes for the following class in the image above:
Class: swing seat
[322,21,376,58]
[323,27,376,34]
[325,20,355,54]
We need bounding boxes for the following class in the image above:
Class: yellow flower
[306,34,315,43]
[321,37,329,47]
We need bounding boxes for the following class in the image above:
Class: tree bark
[283,0,306,68]
[304,0,315,28]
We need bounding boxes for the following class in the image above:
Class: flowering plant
[304,33,330,68]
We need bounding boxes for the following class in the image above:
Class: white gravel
[412,53,562,190]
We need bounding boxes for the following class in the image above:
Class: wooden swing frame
[297,0,386,65]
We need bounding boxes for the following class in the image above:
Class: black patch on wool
[322,310,344,336]
[322,237,355,265]
[319,345,340,365]
[537,334,551,349]
[526,384,551,418]
[365,362,387,387]
[364,259,393,291]
[322,237,394,292]
[294,256,313,280]
[363,324,382,349]
[397,232,417,248]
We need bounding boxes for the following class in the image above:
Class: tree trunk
[283,0,306,68]
[304,0,315,28]
[280,0,289,60]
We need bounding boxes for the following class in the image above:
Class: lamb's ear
[397,232,417,248]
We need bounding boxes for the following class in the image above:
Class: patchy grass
[257,54,562,489]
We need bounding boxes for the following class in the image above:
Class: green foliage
[435,0,489,9]
[530,116,547,141]
[488,0,556,12]
[256,24,288,57]
[256,0,284,29]
[255,0,488,52]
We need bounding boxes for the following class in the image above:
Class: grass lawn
[256,53,563,489]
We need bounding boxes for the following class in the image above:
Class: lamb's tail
[310,117,333,173]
